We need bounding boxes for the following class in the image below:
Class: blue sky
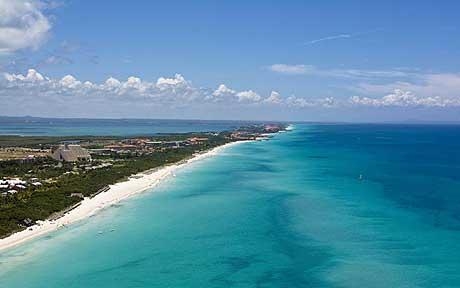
[1,0,460,121]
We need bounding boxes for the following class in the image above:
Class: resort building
[52,144,92,162]
[187,137,209,144]
[104,144,138,152]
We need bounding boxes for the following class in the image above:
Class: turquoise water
[1,124,460,287]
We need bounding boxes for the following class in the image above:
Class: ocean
[1,123,460,287]
[0,117,257,136]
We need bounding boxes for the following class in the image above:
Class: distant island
[0,124,287,242]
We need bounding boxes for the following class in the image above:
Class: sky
[1,0,460,122]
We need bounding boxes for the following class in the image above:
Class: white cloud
[4,68,460,118]
[286,95,336,108]
[350,73,460,107]
[322,97,336,107]
[304,30,382,46]
[1,69,268,106]
[210,84,274,104]
[264,91,282,104]
[268,64,410,79]
[236,90,261,102]
[212,84,236,97]
[122,76,148,92]
[306,34,351,45]
[30,70,44,81]
[105,77,121,88]
[83,80,94,88]
[156,74,189,90]
[350,89,460,108]
[286,96,315,108]
[60,75,81,88]
[2,68,342,112]
[0,0,52,53]
[268,64,310,75]
[4,68,45,82]
[268,64,460,108]
[355,73,460,97]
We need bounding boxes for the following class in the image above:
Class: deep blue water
[0,117,256,136]
[1,124,460,287]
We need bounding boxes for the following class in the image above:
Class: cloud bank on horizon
[3,68,460,115]
[1,68,334,112]
[1,0,460,121]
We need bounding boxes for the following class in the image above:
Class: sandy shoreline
[0,141,247,252]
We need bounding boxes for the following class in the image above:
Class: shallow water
[1,124,460,287]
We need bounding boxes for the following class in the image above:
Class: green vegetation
[0,133,231,238]
[0,135,120,149]
[0,124,285,238]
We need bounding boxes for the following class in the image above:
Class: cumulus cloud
[355,73,460,97]
[212,84,236,98]
[208,85,265,103]
[0,0,52,53]
[156,74,189,90]
[349,73,460,107]
[60,75,81,89]
[350,89,460,107]
[236,90,261,102]
[5,68,46,82]
[267,63,460,108]
[267,63,460,107]
[5,68,458,119]
[105,77,121,88]
[265,91,282,104]
[1,68,342,116]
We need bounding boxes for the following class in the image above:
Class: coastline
[0,141,248,252]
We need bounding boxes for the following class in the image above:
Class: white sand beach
[0,141,246,252]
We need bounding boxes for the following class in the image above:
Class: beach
[0,141,246,252]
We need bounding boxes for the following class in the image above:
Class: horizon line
[1,115,460,125]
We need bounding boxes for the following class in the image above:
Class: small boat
[359,174,363,180]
